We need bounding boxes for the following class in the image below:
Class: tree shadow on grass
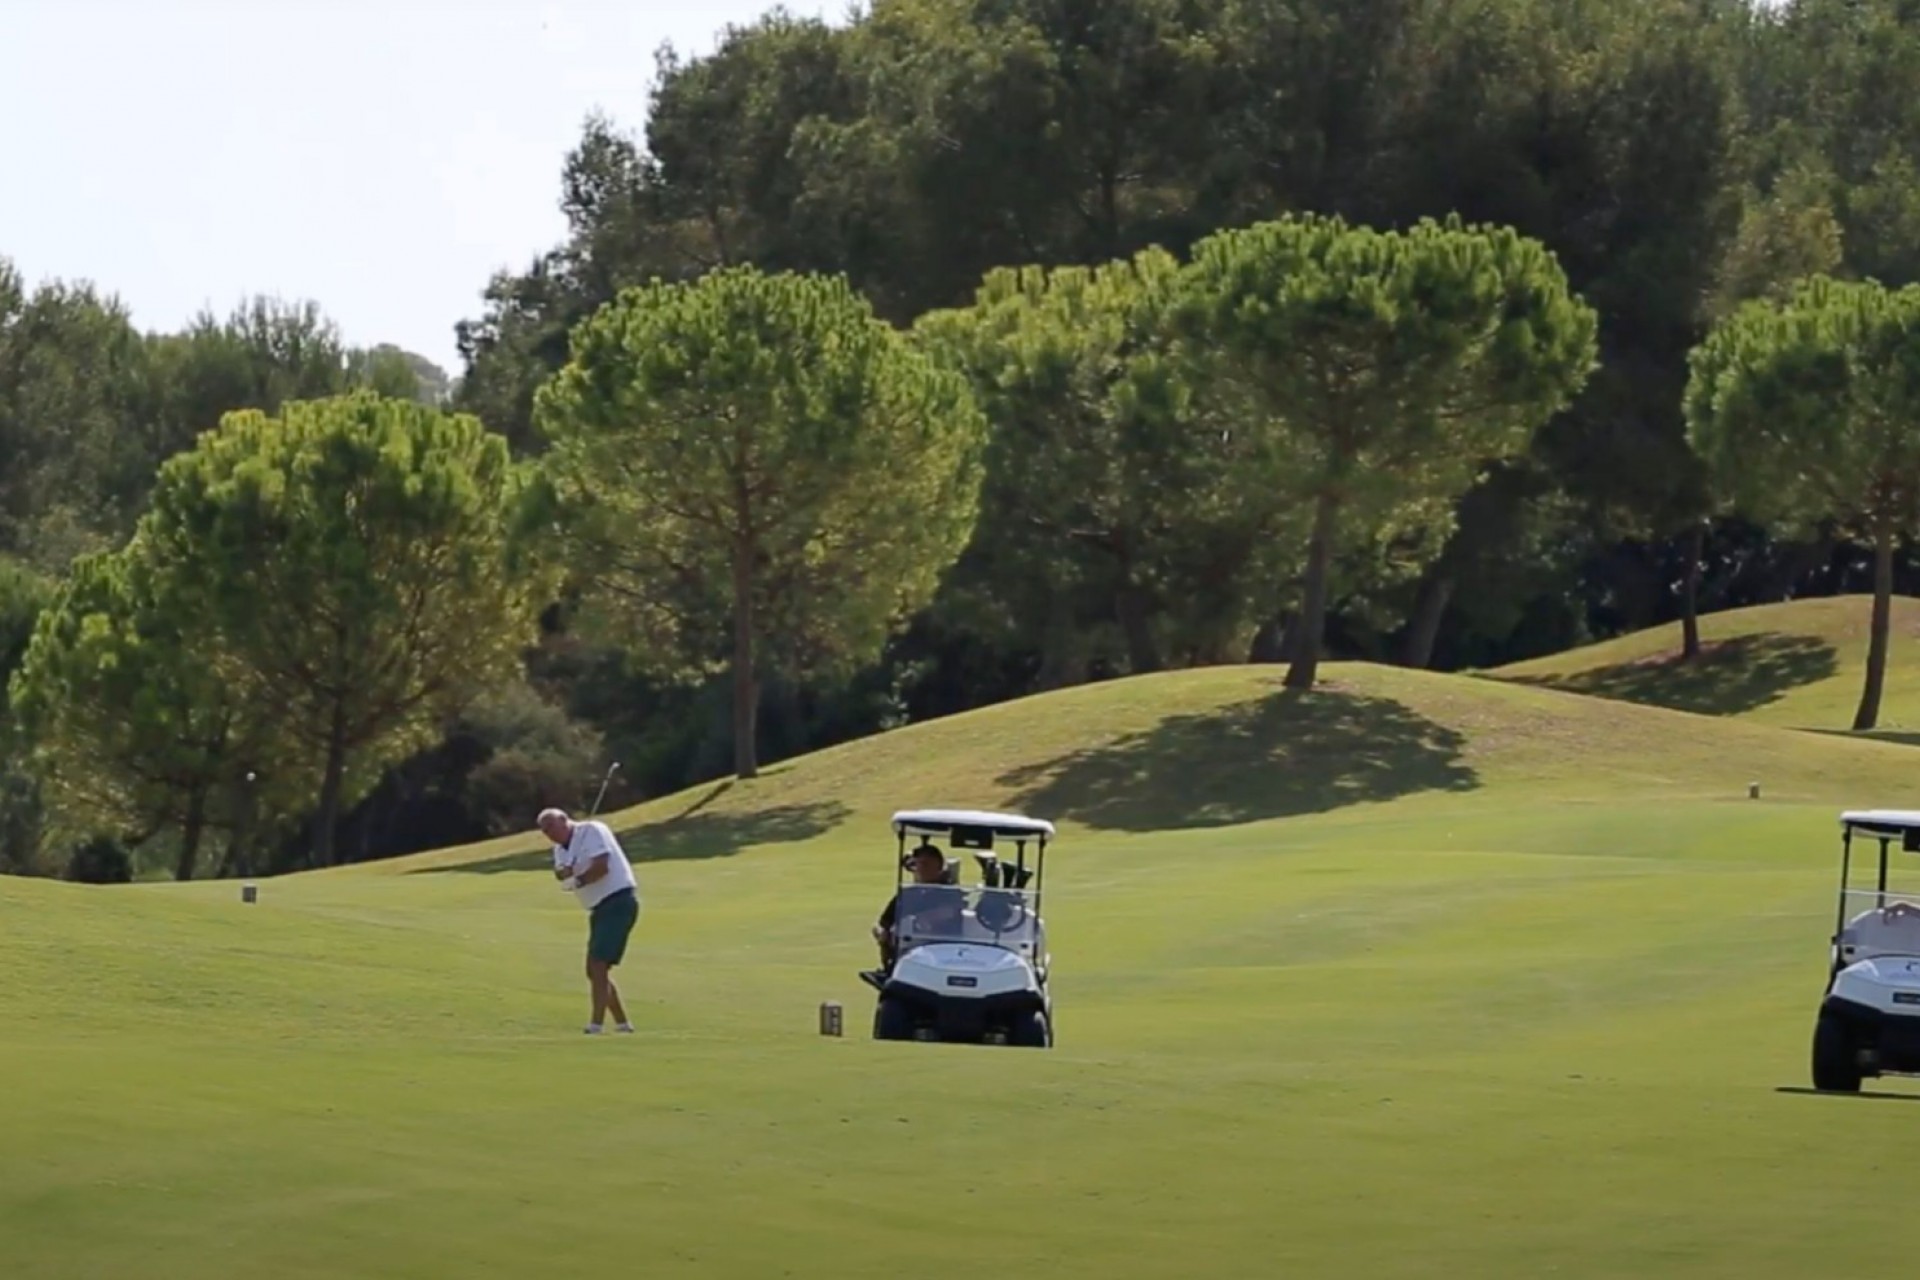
[1809,728,1920,749]
[410,781,851,875]
[995,686,1481,833]
[1503,633,1839,717]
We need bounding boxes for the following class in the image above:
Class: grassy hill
[5,663,1920,1278]
[388,660,1920,875]
[1488,594,1920,737]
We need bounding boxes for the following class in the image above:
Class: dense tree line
[7,0,1920,880]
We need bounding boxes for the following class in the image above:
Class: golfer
[539,807,641,1035]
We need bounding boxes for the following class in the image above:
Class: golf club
[589,761,621,818]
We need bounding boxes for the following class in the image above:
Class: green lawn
[4,665,1919,1277]
[1488,594,1920,734]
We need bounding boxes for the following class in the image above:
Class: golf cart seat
[1838,906,1920,963]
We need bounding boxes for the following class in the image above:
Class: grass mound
[6,663,1920,1277]
[396,661,1920,876]
[1488,594,1920,734]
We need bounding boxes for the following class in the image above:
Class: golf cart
[864,808,1055,1048]
[1812,810,1920,1091]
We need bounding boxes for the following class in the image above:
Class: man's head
[537,807,574,846]
[905,841,947,884]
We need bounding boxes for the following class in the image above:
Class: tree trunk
[731,544,759,779]
[313,699,349,867]
[174,787,207,882]
[1193,626,1240,667]
[1279,613,1305,663]
[1097,163,1121,262]
[1035,593,1080,691]
[1400,573,1456,670]
[1248,613,1287,664]
[223,772,257,879]
[1680,522,1705,661]
[1115,579,1162,675]
[1285,492,1340,690]
[1853,527,1896,733]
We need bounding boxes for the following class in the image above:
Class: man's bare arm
[572,853,612,887]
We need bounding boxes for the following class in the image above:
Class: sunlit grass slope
[5,664,1920,1279]
[1488,594,1920,737]
[389,659,1920,876]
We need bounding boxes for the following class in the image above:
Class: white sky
[0,0,841,376]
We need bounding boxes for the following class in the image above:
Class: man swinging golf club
[539,806,640,1035]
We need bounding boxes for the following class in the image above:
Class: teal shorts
[587,888,639,965]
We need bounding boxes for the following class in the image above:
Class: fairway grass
[1488,594,1920,734]
[6,664,1920,1277]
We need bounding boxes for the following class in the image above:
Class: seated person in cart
[863,841,964,985]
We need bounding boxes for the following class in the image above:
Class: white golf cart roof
[1842,810,1920,839]
[891,808,1056,839]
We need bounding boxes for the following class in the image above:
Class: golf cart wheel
[873,996,916,1042]
[1007,1009,1052,1049]
[1812,1012,1863,1093]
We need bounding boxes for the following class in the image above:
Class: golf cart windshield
[1833,811,1920,957]
[1838,889,1920,963]
[893,883,1040,956]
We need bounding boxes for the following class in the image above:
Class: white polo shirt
[553,819,638,910]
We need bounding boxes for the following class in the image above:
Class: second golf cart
[863,808,1055,1048]
[1813,809,1920,1091]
